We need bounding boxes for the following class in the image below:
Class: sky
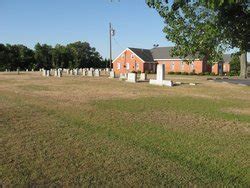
[0,0,176,59]
[1,0,247,60]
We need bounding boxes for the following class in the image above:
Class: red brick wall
[113,49,144,74]
[156,60,204,73]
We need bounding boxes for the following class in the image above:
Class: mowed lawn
[0,72,249,186]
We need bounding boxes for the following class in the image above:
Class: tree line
[0,41,110,71]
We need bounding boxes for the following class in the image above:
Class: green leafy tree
[34,43,53,69]
[230,53,241,75]
[146,0,249,78]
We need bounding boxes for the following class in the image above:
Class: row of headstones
[5,69,35,73]
[108,64,173,87]
[42,68,112,77]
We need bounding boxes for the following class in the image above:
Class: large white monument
[149,64,173,87]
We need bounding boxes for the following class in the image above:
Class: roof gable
[128,47,154,62]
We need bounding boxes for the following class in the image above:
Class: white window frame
[117,63,121,70]
[126,63,130,70]
[181,61,185,72]
[171,61,175,71]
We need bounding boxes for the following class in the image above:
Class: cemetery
[0,68,249,186]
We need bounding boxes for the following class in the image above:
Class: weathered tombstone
[74,68,79,75]
[87,70,94,77]
[119,73,127,80]
[42,69,46,76]
[54,70,58,77]
[149,64,173,87]
[140,73,147,81]
[26,69,28,72]
[5,69,8,72]
[126,73,137,83]
[70,70,73,75]
[58,70,62,77]
[46,70,50,77]
[109,71,115,78]
[17,68,20,75]
[66,69,70,75]
[32,69,34,72]
[94,69,100,77]
[82,69,86,76]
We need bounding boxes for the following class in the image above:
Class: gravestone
[54,70,58,77]
[17,68,20,75]
[70,70,73,75]
[149,64,173,87]
[119,73,127,80]
[26,69,28,72]
[87,70,94,77]
[74,68,79,75]
[82,69,86,76]
[94,69,100,77]
[66,69,70,75]
[58,70,62,77]
[42,69,46,76]
[140,73,147,81]
[5,69,8,72]
[109,71,115,78]
[46,70,50,77]
[126,73,137,83]
[32,69,34,72]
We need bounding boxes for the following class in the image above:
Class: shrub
[197,72,204,76]
[189,72,196,75]
[168,71,175,75]
[210,72,216,76]
[131,70,136,73]
[137,70,142,74]
[145,70,149,74]
[204,72,210,75]
[175,72,181,75]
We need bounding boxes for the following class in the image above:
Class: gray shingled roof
[128,47,154,62]
[150,47,180,59]
[128,46,231,63]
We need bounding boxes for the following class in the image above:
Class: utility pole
[109,23,115,69]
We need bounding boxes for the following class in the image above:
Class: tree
[34,43,53,69]
[230,53,241,75]
[146,0,249,78]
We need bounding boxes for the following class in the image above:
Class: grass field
[0,72,249,186]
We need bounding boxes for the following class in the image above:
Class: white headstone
[58,70,62,77]
[119,73,127,80]
[82,69,86,76]
[126,73,137,83]
[42,69,46,76]
[109,71,115,78]
[87,70,94,77]
[17,69,20,75]
[32,69,34,72]
[54,70,58,77]
[149,64,173,87]
[26,69,28,72]
[140,73,147,81]
[46,70,50,77]
[70,70,73,75]
[94,69,100,77]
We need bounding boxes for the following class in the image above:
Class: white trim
[112,48,145,64]
[155,58,201,61]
